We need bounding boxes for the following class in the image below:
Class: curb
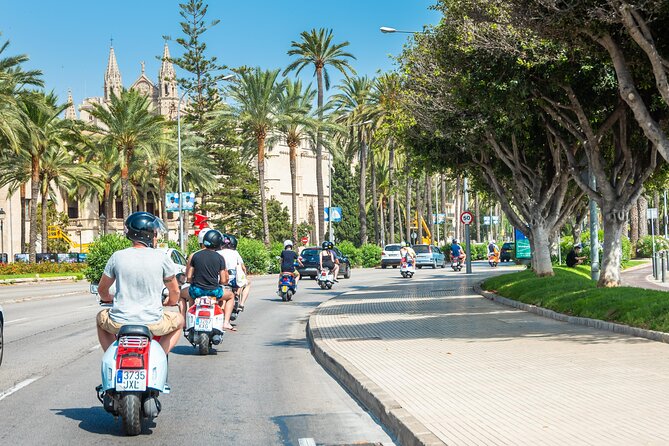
[474,283,669,344]
[307,304,446,446]
[0,276,80,285]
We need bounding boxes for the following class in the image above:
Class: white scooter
[91,284,171,436]
[318,267,335,290]
[400,258,415,278]
[184,296,225,355]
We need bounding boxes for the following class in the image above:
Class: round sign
[410,232,418,240]
[301,236,309,245]
[460,211,473,225]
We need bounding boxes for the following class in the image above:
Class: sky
[0,0,441,107]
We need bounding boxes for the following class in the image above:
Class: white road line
[88,345,100,352]
[298,439,316,446]
[5,318,28,325]
[79,304,98,309]
[0,376,42,402]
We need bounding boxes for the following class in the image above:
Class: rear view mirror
[90,283,99,295]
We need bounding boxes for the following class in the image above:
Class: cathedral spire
[104,44,123,101]
[159,42,176,82]
[158,42,179,119]
[65,89,77,120]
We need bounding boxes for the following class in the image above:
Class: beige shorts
[97,309,182,336]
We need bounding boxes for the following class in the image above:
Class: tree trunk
[104,181,112,234]
[598,211,626,287]
[474,192,481,243]
[20,184,26,253]
[454,176,461,242]
[370,149,379,245]
[315,67,326,242]
[638,195,648,238]
[258,135,270,246]
[416,176,423,243]
[405,175,412,244]
[629,197,639,246]
[289,142,298,243]
[29,155,39,262]
[379,198,386,246]
[121,153,131,222]
[388,145,395,244]
[159,178,167,224]
[440,173,446,245]
[41,183,48,253]
[426,174,433,245]
[528,222,554,277]
[395,194,403,243]
[358,137,368,246]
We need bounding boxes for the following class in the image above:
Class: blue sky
[0,0,440,106]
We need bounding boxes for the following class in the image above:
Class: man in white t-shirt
[217,234,251,311]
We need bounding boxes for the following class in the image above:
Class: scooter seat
[118,325,152,339]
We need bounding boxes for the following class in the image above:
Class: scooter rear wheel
[120,393,142,436]
[197,333,210,355]
[287,290,293,301]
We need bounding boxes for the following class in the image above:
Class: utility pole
[464,176,472,274]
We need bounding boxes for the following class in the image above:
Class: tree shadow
[50,406,156,436]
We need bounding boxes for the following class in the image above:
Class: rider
[186,229,236,332]
[399,242,416,266]
[450,238,466,263]
[319,241,339,281]
[227,234,252,311]
[487,239,500,258]
[280,240,304,286]
[96,212,184,354]
[217,233,249,312]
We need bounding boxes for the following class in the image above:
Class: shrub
[338,240,362,267]
[84,234,132,283]
[636,235,669,258]
[237,237,270,274]
[470,243,487,260]
[0,262,86,275]
[186,235,200,257]
[267,242,283,274]
[360,243,382,268]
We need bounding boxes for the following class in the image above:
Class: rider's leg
[97,326,116,352]
[158,326,183,354]
[219,289,236,329]
[333,264,340,281]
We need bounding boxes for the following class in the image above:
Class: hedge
[84,234,132,283]
[0,262,87,275]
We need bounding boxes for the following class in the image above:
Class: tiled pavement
[309,264,669,446]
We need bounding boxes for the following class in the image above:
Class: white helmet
[284,239,293,248]
[490,239,496,244]
[198,227,212,245]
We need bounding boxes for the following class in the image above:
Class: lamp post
[0,208,5,262]
[76,222,83,254]
[380,26,420,34]
[176,74,234,252]
[99,213,106,236]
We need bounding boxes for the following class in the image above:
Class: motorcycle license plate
[281,286,288,292]
[195,317,212,331]
[116,369,146,391]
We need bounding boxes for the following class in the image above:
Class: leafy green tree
[166,0,225,131]
[88,89,165,222]
[332,158,360,245]
[284,28,356,242]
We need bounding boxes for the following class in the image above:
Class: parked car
[412,244,446,269]
[381,244,403,268]
[297,246,352,280]
[0,304,4,366]
[500,242,514,262]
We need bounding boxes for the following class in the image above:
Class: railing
[47,225,90,253]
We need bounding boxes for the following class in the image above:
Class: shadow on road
[51,406,156,436]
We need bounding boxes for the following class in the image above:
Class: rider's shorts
[188,284,224,299]
[97,309,182,336]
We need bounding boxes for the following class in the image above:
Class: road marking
[298,439,316,446]
[0,376,42,401]
[5,318,28,325]
[89,344,100,352]
[79,304,98,309]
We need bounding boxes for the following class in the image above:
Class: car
[412,244,447,269]
[163,246,187,274]
[297,246,352,280]
[500,242,514,262]
[381,244,403,268]
[0,304,3,366]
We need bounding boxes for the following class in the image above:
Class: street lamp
[0,208,5,262]
[76,222,83,254]
[380,26,421,34]
[99,212,106,236]
[176,74,234,251]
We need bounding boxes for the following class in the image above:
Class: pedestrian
[566,243,587,267]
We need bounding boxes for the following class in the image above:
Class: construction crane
[48,225,90,253]
[410,212,432,245]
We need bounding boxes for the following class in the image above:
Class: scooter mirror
[90,283,99,294]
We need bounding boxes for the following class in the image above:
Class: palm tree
[331,75,375,245]
[88,89,165,222]
[226,67,284,245]
[277,79,317,242]
[284,28,356,242]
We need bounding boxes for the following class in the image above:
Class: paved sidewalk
[309,266,669,446]
[621,262,669,291]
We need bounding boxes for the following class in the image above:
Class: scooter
[184,296,225,355]
[400,259,415,278]
[318,267,335,290]
[277,272,297,301]
[488,249,500,267]
[451,254,463,272]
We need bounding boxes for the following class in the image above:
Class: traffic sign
[300,236,309,245]
[324,207,343,223]
[410,231,418,240]
[460,211,473,225]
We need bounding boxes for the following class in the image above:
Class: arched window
[165,84,168,96]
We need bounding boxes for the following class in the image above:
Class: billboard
[514,228,532,259]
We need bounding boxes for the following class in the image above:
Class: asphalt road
[0,269,405,445]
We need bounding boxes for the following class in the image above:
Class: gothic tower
[158,43,179,119]
[65,89,77,120]
[104,45,123,101]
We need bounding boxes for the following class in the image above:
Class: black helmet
[327,241,334,250]
[221,233,233,249]
[202,229,224,249]
[321,241,329,250]
[125,212,166,248]
[228,234,238,250]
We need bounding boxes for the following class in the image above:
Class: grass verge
[623,259,651,269]
[0,272,83,280]
[482,265,669,333]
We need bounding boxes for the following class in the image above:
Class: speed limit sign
[460,211,473,225]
